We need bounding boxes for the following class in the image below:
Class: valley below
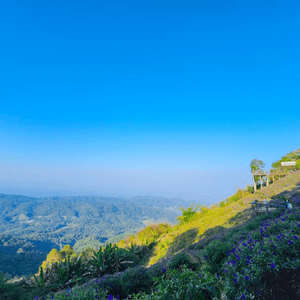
[0,194,200,277]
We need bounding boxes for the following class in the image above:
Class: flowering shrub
[220,208,300,299]
[117,266,152,297]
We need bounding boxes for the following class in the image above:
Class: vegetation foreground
[1,151,300,299]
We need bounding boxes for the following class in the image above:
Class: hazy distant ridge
[0,193,199,254]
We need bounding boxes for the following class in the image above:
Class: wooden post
[266,173,269,186]
[260,175,262,188]
[252,173,257,192]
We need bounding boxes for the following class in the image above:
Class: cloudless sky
[0,0,300,203]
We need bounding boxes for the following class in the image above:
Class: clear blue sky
[0,0,299,204]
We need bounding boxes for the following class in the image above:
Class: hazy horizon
[1,1,299,205]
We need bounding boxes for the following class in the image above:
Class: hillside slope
[116,171,300,267]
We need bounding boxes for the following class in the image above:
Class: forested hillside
[0,195,196,277]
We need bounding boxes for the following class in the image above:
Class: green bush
[219,201,227,208]
[95,266,153,299]
[119,266,153,298]
[96,275,123,297]
[147,263,168,278]
[176,205,200,225]
[89,243,124,277]
[202,240,232,274]
[247,185,254,194]
[33,255,89,292]
[168,252,198,271]
[118,247,139,266]
[132,266,221,300]
[124,242,155,264]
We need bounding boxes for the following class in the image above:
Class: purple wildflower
[271,262,275,269]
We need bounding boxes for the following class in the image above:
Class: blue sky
[0,0,299,203]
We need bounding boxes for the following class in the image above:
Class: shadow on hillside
[268,180,300,206]
[193,207,255,247]
[227,210,252,225]
[159,179,300,260]
[156,206,259,263]
[164,228,199,257]
[153,208,256,264]
[140,243,158,267]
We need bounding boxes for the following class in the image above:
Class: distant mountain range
[0,193,200,276]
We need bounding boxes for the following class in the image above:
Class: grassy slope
[116,171,300,267]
